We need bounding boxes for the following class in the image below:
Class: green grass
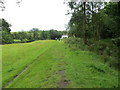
[2,40,118,88]
[65,50,118,88]
[2,40,56,86]
[6,41,66,88]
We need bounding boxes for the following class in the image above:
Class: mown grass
[2,40,56,86]
[6,41,66,88]
[3,40,118,88]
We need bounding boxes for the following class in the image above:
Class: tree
[100,2,120,39]
[0,19,13,44]
[49,29,62,40]
[40,31,49,40]
[66,1,104,42]
[30,28,40,40]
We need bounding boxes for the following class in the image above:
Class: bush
[2,31,13,44]
[64,37,119,70]
[64,37,85,50]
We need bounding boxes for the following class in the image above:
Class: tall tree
[66,1,104,42]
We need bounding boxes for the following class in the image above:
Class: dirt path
[57,61,69,88]
[58,70,69,88]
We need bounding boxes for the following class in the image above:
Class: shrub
[64,37,119,70]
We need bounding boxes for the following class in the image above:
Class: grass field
[2,40,56,86]
[2,40,118,88]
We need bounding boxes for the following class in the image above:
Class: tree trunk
[83,2,87,44]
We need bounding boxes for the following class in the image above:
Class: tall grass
[64,37,119,70]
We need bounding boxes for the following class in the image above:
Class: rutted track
[3,43,56,88]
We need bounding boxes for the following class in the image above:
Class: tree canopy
[65,1,120,43]
[0,19,13,44]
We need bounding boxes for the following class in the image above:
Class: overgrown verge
[64,37,120,70]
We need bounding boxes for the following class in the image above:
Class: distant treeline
[12,29,67,43]
[0,19,67,44]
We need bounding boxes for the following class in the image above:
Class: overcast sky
[1,0,71,32]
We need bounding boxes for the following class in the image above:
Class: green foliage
[40,31,49,40]
[65,37,119,70]
[100,2,120,38]
[12,29,64,43]
[49,29,62,40]
[65,2,120,40]
[0,19,13,44]
[1,18,66,44]
[2,31,13,44]
[64,1,120,70]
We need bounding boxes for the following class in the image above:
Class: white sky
[1,0,71,32]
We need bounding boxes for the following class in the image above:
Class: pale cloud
[1,0,70,32]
